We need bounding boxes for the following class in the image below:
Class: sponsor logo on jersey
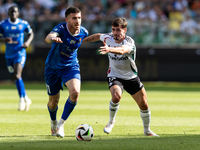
[11,26,17,30]
[108,54,128,61]
[8,33,20,38]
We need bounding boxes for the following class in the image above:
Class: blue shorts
[45,65,81,96]
[6,54,26,74]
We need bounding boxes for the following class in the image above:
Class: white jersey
[100,33,137,80]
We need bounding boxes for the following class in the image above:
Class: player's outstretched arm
[82,33,101,43]
[45,32,63,43]
[99,43,130,55]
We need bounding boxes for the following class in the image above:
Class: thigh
[14,63,23,77]
[131,87,148,110]
[65,78,80,94]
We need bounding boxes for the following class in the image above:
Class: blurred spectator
[191,0,200,10]
[137,3,150,20]
[35,0,57,10]
[181,6,195,19]
[194,8,200,20]
[163,2,174,19]
[125,2,137,19]
[180,14,200,34]
[0,0,6,20]
[21,2,36,22]
[58,2,68,19]
[134,0,145,12]
[1,0,200,45]
[168,7,184,31]
[107,1,126,19]
[174,0,189,11]
[1,0,18,18]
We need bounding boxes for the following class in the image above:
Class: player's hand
[99,42,109,54]
[5,37,18,44]
[22,42,29,48]
[51,37,63,43]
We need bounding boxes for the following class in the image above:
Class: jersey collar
[8,18,19,24]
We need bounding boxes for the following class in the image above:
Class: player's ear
[124,28,127,33]
[65,18,68,22]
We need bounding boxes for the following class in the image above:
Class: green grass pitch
[0,81,200,150]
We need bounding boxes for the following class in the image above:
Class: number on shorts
[46,84,51,94]
[7,66,14,73]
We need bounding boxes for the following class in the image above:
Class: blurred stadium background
[0,0,200,82]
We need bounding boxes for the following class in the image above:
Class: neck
[10,18,17,22]
[67,25,79,35]
[115,38,124,44]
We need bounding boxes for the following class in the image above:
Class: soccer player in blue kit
[45,6,88,137]
[0,6,34,111]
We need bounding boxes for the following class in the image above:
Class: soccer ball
[75,124,94,141]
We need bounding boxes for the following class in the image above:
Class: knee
[70,90,80,101]
[112,92,122,103]
[139,98,149,110]
[48,98,59,109]
[13,73,21,80]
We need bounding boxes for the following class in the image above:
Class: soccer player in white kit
[83,17,159,136]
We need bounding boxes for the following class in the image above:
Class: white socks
[140,109,151,132]
[109,100,119,124]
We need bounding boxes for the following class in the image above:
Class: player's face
[66,12,81,34]
[8,7,19,21]
[112,26,127,43]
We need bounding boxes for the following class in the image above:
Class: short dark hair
[8,5,18,13]
[65,6,81,18]
[112,18,127,29]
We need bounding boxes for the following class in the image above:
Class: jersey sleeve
[50,23,65,37]
[23,20,33,34]
[100,33,109,42]
[82,26,89,38]
[124,36,136,53]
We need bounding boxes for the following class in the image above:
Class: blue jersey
[45,23,88,70]
[0,18,33,59]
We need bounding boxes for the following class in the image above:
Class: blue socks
[47,97,76,121]
[15,77,26,98]
[61,97,77,120]
[48,106,58,121]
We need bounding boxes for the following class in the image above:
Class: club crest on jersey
[18,25,23,30]
[70,40,76,44]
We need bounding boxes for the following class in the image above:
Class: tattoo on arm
[84,33,101,42]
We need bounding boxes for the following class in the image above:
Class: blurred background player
[45,6,88,138]
[83,17,159,136]
[0,6,34,111]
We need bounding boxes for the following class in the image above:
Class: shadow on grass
[0,134,199,150]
